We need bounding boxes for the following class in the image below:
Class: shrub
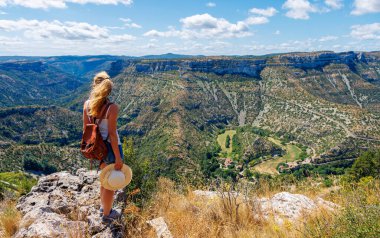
[348,150,380,181]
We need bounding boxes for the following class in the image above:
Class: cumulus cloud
[0,19,108,40]
[0,19,135,41]
[143,28,182,38]
[106,34,136,42]
[351,0,380,15]
[244,16,269,25]
[282,0,317,20]
[206,2,216,8]
[249,7,278,17]
[319,35,338,42]
[0,0,133,9]
[324,0,343,9]
[119,18,142,28]
[144,13,271,39]
[351,23,380,40]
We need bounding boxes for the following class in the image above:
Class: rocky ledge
[14,169,125,238]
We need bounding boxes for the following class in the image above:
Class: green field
[254,137,302,175]
[0,172,37,197]
[217,129,236,156]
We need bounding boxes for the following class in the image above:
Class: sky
[0,0,379,56]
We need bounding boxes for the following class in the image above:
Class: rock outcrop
[146,217,173,238]
[15,169,125,238]
[193,190,338,224]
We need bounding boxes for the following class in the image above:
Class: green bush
[122,136,158,206]
[348,150,380,181]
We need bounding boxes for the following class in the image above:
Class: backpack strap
[95,102,113,125]
[86,100,91,122]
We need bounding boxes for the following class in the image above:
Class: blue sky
[0,0,379,56]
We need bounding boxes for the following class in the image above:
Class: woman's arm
[107,104,123,170]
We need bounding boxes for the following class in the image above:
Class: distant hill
[140,53,205,59]
[0,51,379,180]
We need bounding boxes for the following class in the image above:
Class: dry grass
[0,201,21,237]
[2,176,378,238]
[123,176,380,238]
[123,178,331,238]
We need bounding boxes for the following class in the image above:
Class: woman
[82,71,123,222]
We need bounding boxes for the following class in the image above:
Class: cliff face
[124,51,380,78]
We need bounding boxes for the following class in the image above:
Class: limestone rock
[147,217,173,238]
[14,169,124,238]
[258,192,316,224]
[194,190,338,225]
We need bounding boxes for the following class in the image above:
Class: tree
[349,150,380,180]
[225,135,231,148]
[122,136,156,205]
[23,158,43,171]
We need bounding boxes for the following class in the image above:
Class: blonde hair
[88,71,113,118]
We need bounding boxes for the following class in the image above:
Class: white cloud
[143,29,182,38]
[106,34,136,43]
[144,13,268,39]
[351,23,380,40]
[351,0,380,15]
[0,10,7,14]
[274,30,280,35]
[0,19,108,40]
[244,16,269,25]
[319,35,338,42]
[282,0,317,20]
[0,19,135,42]
[206,2,216,8]
[119,18,142,28]
[249,7,278,17]
[324,0,343,9]
[0,0,133,9]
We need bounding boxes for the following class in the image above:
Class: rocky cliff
[118,51,380,78]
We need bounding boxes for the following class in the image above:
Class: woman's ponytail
[88,71,113,118]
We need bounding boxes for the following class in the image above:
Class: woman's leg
[99,162,114,216]
[102,188,115,216]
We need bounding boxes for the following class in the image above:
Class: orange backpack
[80,102,113,164]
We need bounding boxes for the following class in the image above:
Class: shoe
[99,207,103,217]
[101,209,120,223]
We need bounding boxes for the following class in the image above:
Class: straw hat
[99,164,132,191]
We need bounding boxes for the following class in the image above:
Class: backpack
[80,102,113,165]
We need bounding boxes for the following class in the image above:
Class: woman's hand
[114,158,123,170]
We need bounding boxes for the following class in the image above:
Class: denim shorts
[101,140,124,165]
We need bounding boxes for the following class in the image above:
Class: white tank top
[86,100,121,145]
